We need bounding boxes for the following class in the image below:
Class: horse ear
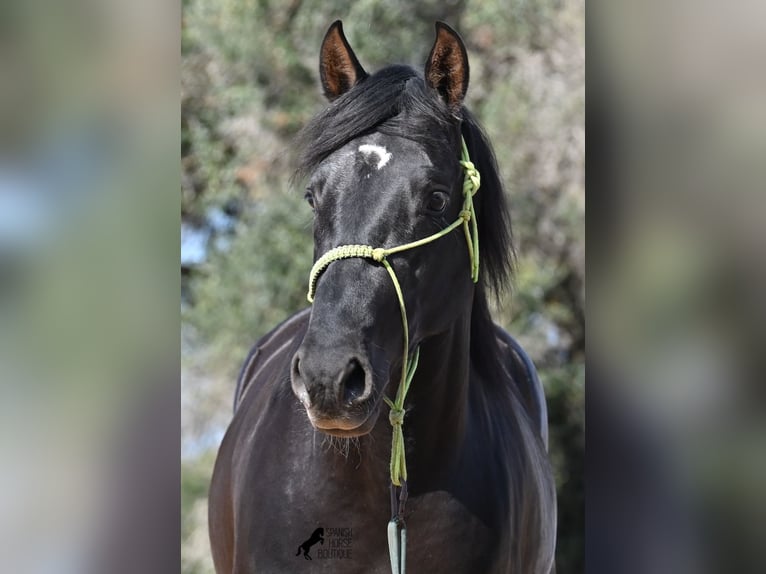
[320,20,368,101]
[424,22,469,111]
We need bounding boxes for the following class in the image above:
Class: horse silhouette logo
[296,527,324,560]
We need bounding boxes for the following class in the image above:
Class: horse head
[290,22,484,437]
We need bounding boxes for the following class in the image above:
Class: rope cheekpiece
[305,136,480,574]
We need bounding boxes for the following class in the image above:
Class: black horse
[209,21,556,573]
[296,527,325,560]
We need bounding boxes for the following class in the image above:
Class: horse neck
[404,294,479,486]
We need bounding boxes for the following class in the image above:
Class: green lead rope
[305,136,480,574]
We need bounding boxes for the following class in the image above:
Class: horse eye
[426,191,448,213]
[304,190,315,210]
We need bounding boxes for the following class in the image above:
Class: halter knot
[388,407,405,427]
[459,209,472,222]
[460,160,481,195]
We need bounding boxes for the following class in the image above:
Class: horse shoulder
[493,324,549,449]
[233,308,311,411]
[210,309,310,572]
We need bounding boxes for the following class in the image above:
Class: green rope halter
[306,136,480,487]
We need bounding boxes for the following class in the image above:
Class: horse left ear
[320,20,368,101]
[424,22,469,111]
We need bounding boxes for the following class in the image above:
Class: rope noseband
[305,136,480,574]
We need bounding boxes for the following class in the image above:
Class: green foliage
[185,191,313,377]
[546,363,585,573]
[182,453,216,538]
[181,453,217,574]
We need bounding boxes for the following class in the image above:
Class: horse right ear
[424,22,469,111]
[319,20,368,101]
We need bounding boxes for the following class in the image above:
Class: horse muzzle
[290,347,382,437]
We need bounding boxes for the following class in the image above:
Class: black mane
[294,64,514,296]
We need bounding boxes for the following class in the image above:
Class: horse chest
[236,441,497,573]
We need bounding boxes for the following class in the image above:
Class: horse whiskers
[321,435,344,457]
[349,436,362,462]
[319,434,363,462]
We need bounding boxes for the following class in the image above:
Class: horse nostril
[290,353,309,404]
[291,354,306,393]
[293,356,301,378]
[341,359,367,404]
